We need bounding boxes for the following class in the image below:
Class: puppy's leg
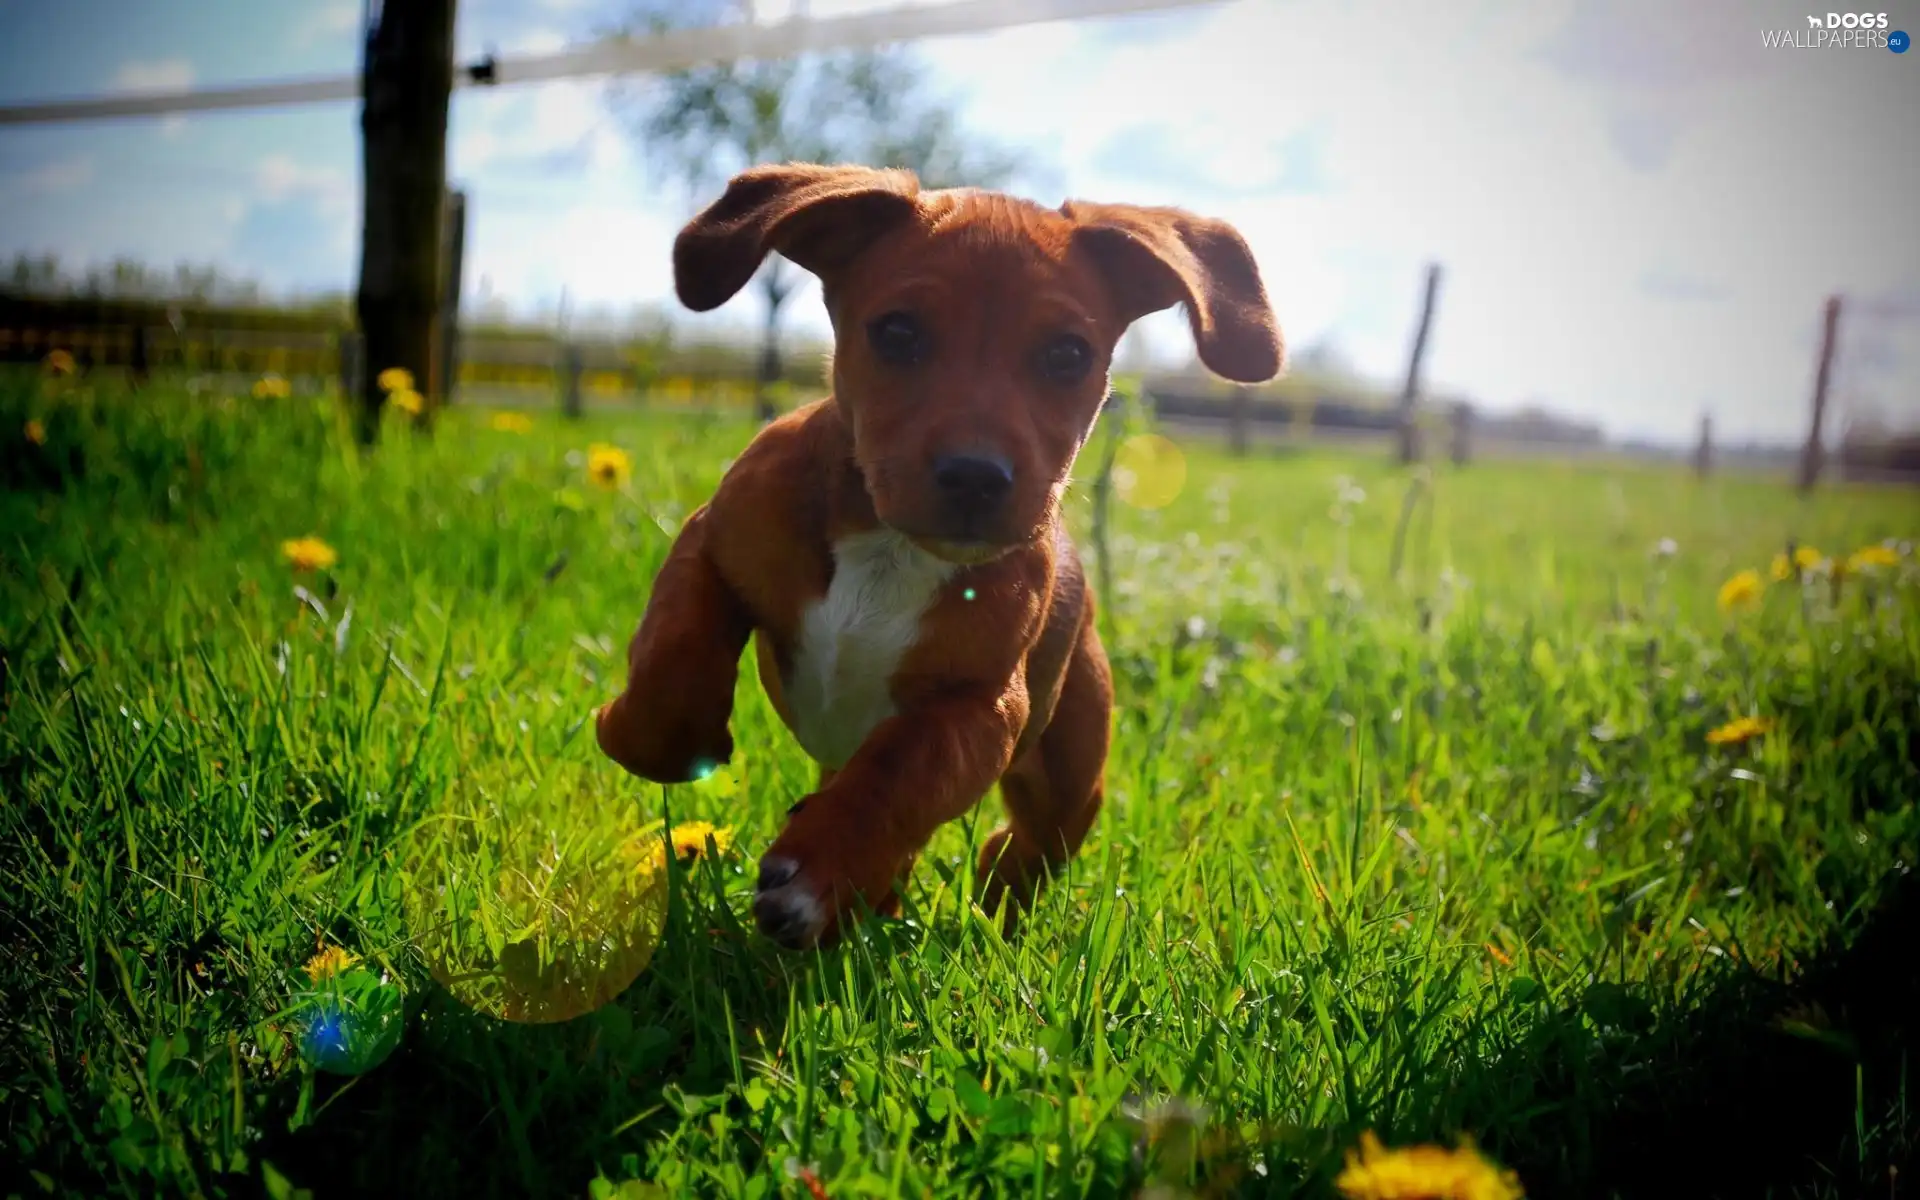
[596,507,752,783]
[753,684,1027,949]
[804,765,919,919]
[978,612,1114,927]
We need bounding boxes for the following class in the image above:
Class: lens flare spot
[290,962,404,1075]
[401,757,672,1024]
[962,587,976,602]
[1112,434,1187,511]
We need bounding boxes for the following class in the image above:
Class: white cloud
[508,27,569,55]
[112,59,195,93]
[2,156,97,199]
[295,1,361,46]
[466,197,681,316]
[253,156,357,253]
[452,79,632,178]
[257,155,354,213]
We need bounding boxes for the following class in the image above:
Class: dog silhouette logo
[1806,14,1823,26]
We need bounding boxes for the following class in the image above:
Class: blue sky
[2,0,1917,444]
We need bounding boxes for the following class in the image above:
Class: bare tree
[611,0,1033,420]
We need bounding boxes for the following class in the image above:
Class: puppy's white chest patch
[786,529,956,769]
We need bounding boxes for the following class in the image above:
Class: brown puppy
[596,162,1281,949]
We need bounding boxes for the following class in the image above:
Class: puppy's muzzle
[932,452,1014,529]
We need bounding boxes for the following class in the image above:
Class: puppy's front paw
[751,855,830,950]
[750,807,906,951]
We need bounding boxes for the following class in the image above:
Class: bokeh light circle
[1112,434,1188,510]
[400,758,673,1025]
[291,961,405,1075]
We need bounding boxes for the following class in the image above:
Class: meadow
[2,369,1918,1199]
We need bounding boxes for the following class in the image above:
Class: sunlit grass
[2,371,1917,1198]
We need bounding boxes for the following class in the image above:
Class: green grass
[3,373,1919,1199]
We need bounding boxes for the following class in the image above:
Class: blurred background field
[2,368,1917,1197]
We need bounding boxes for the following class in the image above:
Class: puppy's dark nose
[933,453,1014,516]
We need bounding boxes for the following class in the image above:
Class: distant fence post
[1396,262,1443,466]
[1228,384,1250,456]
[1693,412,1713,478]
[1290,395,1313,442]
[129,322,150,390]
[560,343,583,420]
[434,187,467,410]
[1798,295,1842,493]
[338,331,364,401]
[1449,401,1472,465]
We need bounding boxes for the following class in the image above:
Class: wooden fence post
[434,187,467,409]
[1397,262,1443,466]
[1228,384,1250,456]
[560,343,584,419]
[338,330,364,401]
[128,322,150,390]
[1798,295,1842,493]
[354,0,456,442]
[1449,401,1472,465]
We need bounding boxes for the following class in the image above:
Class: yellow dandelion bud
[43,349,76,376]
[587,443,632,489]
[1335,1130,1524,1200]
[387,387,424,416]
[376,366,415,393]
[1769,553,1793,583]
[1707,715,1774,747]
[1716,569,1762,614]
[24,418,47,445]
[280,536,339,573]
[252,374,292,400]
[1793,546,1822,570]
[489,411,534,433]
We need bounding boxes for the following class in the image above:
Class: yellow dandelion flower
[387,387,424,416]
[489,411,534,434]
[24,418,47,445]
[304,944,359,983]
[587,443,632,489]
[376,366,415,393]
[252,374,292,400]
[1707,715,1774,747]
[1794,546,1822,570]
[1336,1131,1524,1200]
[280,536,339,573]
[663,821,732,867]
[1769,553,1794,583]
[1848,544,1898,573]
[622,821,734,878]
[1717,568,1763,614]
[43,349,76,376]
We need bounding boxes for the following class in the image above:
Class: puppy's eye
[867,311,927,365]
[1038,334,1093,384]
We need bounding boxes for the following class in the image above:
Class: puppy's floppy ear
[674,162,922,312]
[1062,201,1283,384]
